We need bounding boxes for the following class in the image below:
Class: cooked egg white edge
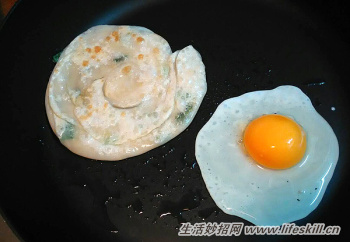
[195,85,339,226]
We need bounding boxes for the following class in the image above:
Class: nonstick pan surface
[1,0,349,241]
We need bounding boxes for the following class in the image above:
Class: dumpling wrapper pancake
[45,25,207,160]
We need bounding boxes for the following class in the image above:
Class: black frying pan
[1,0,349,241]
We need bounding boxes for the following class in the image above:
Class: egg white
[195,85,339,226]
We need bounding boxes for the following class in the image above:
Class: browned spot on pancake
[122,66,132,75]
[153,48,159,54]
[138,54,144,60]
[82,60,89,67]
[80,112,93,120]
[94,46,102,53]
[137,37,144,43]
[86,48,92,53]
[112,31,119,41]
[120,111,126,117]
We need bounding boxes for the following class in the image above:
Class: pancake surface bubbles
[46,25,207,160]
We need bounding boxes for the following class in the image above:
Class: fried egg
[45,25,207,160]
[195,86,339,226]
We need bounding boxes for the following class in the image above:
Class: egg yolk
[243,114,306,170]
